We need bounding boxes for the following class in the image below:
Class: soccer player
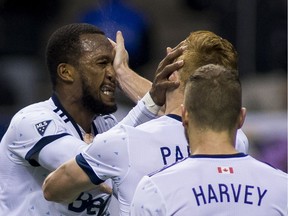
[0,23,182,215]
[42,31,249,216]
[130,64,288,216]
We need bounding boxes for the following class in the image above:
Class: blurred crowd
[0,0,286,172]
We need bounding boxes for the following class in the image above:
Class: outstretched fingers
[155,60,183,81]
[113,31,129,73]
[156,45,186,75]
[149,45,186,106]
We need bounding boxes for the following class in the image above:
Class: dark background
[0,0,286,172]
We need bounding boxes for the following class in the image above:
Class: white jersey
[0,94,155,216]
[130,154,288,216]
[76,114,249,215]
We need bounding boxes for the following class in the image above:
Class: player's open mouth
[101,85,114,96]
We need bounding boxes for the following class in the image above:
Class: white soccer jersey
[130,154,288,216]
[76,114,249,216]
[0,94,155,216]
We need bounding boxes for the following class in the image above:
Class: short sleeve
[115,99,157,128]
[130,176,166,216]
[80,126,130,184]
[7,108,68,164]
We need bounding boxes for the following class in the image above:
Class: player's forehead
[79,33,113,53]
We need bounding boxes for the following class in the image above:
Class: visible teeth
[101,85,114,96]
[103,91,113,96]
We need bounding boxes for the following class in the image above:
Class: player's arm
[111,31,152,103]
[31,127,115,199]
[130,176,166,216]
[43,157,108,203]
[111,31,184,106]
[11,110,89,171]
[43,127,128,203]
[36,135,89,171]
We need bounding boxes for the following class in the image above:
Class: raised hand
[149,46,186,106]
[109,31,129,75]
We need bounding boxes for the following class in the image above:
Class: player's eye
[98,60,108,65]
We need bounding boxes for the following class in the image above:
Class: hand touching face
[77,33,117,115]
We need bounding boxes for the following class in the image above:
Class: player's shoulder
[136,115,182,131]
[148,157,190,179]
[248,155,287,177]
[8,99,61,135]
[151,115,182,125]
[95,124,128,143]
[86,125,129,158]
[12,100,55,122]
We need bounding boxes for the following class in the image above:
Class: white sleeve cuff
[141,92,161,115]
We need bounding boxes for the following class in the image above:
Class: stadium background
[0,0,286,172]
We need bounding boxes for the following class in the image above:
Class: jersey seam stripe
[25,133,70,166]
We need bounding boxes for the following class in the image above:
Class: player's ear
[57,63,75,83]
[237,107,246,129]
[181,104,189,129]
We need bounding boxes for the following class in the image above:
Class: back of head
[178,30,238,88]
[184,64,241,132]
[46,23,104,89]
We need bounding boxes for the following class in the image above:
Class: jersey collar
[167,114,182,122]
[51,93,98,140]
[189,153,247,159]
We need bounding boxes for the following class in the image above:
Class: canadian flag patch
[217,166,234,174]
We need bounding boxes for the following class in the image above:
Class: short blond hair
[177,31,238,89]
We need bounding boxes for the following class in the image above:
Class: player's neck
[164,89,183,116]
[55,91,94,133]
[67,105,94,133]
[188,129,238,155]
[165,106,182,116]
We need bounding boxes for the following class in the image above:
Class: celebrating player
[0,23,182,215]
[42,31,249,215]
[130,64,288,215]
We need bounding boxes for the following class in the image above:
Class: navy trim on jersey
[76,154,104,185]
[148,157,189,177]
[52,93,84,140]
[190,153,247,158]
[25,133,70,166]
[148,153,248,177]
[167,114,182,122]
